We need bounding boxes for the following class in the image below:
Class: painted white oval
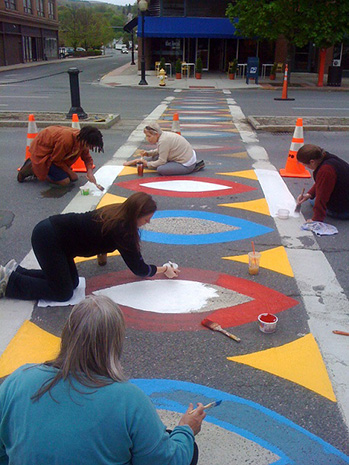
[94,280,251,314]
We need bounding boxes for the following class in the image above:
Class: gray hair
[32,295,127,401]
[144,122,162,135]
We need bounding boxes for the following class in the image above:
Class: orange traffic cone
[71,114,86,172]
[274,64,295,101]
[280,118,311,178]
[18,114,38,170]
[171,112,181,135]
[71,113,81,129]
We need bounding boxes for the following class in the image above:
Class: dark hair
[77,126,104,153]
[297,144,325,164]
[32,295,126,402]
[97,192,157,251]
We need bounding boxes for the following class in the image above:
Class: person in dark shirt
[296,144,349,222]
[0,192,178,301]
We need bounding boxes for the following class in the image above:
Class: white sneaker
[4,259,18,274]
[0,265,11,298]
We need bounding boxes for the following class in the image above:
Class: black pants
[6,219,79,301]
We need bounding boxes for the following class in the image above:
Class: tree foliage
[226,0,349,51]
[58,3,130,49]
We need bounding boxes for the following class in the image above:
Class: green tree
[226,0,349,84]
[58,3,130,50]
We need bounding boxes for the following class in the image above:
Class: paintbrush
[333,330,349,336]
[295,188,305,213]
[189,400,222,415]
[201,318,241,343]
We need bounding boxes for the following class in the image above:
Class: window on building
[162,0,184,16]
[48,0,55,19]
[37,0,44,16]
[23,0,32,14]
[5,0,17,10]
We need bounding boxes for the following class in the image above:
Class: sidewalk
[101,61,349,90]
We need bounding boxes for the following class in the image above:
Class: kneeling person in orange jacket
[17,125,103,186]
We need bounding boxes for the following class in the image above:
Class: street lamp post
[138,0,148,85]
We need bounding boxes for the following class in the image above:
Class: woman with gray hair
[124,122,205,175]
[0,295,205,465]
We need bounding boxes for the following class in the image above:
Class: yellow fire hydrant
[158,68,167,86]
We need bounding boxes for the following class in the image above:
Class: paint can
[97,253,107,266]
[137,162,144,177]
[80,187,90,196]
[258,313,278,333]
[277,208,290,219]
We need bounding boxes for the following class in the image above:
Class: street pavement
[0,60,349,464]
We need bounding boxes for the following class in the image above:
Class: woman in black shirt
[1,192,177,301]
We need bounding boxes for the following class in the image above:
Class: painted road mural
[1,89,348,463]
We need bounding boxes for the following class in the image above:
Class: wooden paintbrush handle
[219,328,241,343]
[333,330,349,336]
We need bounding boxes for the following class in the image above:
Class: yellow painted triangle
[222,246,294,277]
[75,249,120,264]
[118,166,152,176]
[220,152,248,159]
[0,320,61,378]
[216,169,258,180]
[97,193,127,209]
[219,198,270,216]
[228,334,336,402]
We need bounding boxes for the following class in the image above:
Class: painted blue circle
[132,379,349,465]
[141,210,273,245]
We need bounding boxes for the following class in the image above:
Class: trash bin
[327,66,342,87]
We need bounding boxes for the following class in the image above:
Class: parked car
[76,47,86,52]
[59,47,74,58]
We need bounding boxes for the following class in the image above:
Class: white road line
[227,94,349,430]
[292,107,349,111]
[0,96,49,98]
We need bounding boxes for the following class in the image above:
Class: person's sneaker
[17,158,34,183]
[192,160,205,172]
[4,259,18,274]
[0,265,11,298]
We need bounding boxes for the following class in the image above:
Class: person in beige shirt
[123,122,205,175]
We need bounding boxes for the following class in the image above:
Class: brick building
[0,0,58,66]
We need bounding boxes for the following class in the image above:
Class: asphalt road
[0,57,348,463]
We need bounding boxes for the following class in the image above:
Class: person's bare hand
[297,193,310,205]
[178,403,206,436]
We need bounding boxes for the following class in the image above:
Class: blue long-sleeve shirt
[0,364,194,465]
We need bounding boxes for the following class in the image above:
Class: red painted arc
[86,268,298,332]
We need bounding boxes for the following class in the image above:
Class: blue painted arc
[132,379,349,465]
[140,210,273,245]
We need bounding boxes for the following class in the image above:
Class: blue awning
[137,16,240,39]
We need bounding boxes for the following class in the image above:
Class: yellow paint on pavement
[219,198,270,216]
[219,152,248,159]
[216,169,258,180]
[0,320,60,378]
[118,166,152,176]
[227,334,336,402]
[74,249,120,264]
[222,246,294,277]
[96,193,127,209]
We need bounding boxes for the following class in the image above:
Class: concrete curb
[0,112,120,129]
[248,116,349,132]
